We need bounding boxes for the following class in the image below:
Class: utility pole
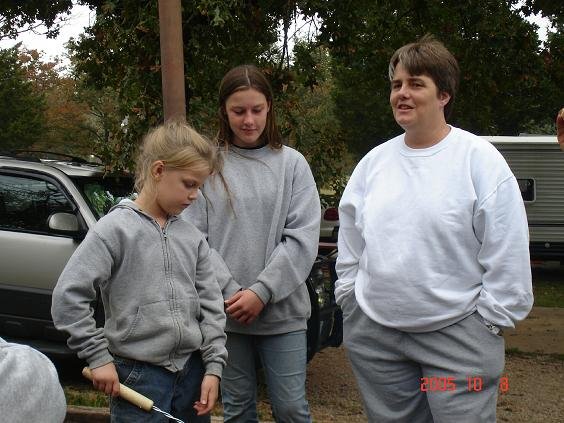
[158,0,186,122]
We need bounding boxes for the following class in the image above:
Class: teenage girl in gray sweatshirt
[51,121,227,422]
[184,65,321,423]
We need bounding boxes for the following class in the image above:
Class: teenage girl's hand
[193,375,220,415]
[224,289,265,325]
[91,362,120,397]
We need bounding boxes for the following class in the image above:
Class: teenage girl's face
[225,88,270,148]
[154,164,209,217]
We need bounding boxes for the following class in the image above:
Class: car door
[0,170,86,342]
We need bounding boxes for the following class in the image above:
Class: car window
[71,176,135,219]
[0,173,75,234]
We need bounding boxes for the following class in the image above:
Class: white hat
[0,338,67,422]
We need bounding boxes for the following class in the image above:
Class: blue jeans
[221,330,312,423]
[110,352,209,423]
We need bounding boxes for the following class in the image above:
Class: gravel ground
[497,353,564,422]
[60,261,564,422]
[300,344,563,423]
[61,307,563,422]
[249,305,564,422]
[285,265,564,422]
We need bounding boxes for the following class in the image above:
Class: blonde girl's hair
[134,120,220,193]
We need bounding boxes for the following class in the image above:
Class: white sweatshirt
[335,126,533,331]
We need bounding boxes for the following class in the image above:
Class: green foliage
[0,45,117,158]
[288,43,352,206]
[70,0,283,171]
[301,0,562,157]
[520,0,564,21]
[0,47,46,151]
[69,0,355,194]
[67,2,163,169]
[15,49,94,155]
[74,85,127,163]
[66,0,561,199]
[532,279,564,308]
[64,387,108,408]
[541,27,564,130]
[520,118,557,135]
[0,0,73,40]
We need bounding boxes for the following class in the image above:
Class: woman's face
[225,88,270,148]
[390,63,450,133]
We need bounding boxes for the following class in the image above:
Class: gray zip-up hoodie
[183,145,320,335]
[51,200,227,377]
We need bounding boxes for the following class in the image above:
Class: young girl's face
[225,88,270,148]
[154,164,209,217]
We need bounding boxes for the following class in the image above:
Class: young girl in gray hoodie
[51,121,227,422]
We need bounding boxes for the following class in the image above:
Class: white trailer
[483,135,564,261]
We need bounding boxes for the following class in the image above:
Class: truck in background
[484,135,563,262]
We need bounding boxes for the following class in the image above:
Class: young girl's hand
[91,362,120,397]
[193,374,220,415]
[225,289,265,325]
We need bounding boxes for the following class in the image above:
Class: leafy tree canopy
[0,0,74,40]
[0,47,46,151]
[57,0,563,185]
[70,0,292,170]
[299,0,562,156]
[520,0,563,22]
[17,49,94,154]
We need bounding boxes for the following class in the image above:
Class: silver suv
[0,152,342,360]
[0,153,134,356]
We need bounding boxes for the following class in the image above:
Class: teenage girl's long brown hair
[217,65,282,149]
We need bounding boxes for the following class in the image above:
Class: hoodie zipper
[160,220,183,369]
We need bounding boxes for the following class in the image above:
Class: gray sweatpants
[342,295,505,423]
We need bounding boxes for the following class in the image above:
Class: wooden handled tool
[82,367,153,410]
[82,367,184,423]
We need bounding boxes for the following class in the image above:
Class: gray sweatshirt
[0,337,67,423]
[183,145,321,335]
[51,200,227,377]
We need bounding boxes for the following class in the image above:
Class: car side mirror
[48,212,86,239]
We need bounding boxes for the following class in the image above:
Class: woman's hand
[225,289,265,324]
[193,375,220,415]
[91,362,120,396]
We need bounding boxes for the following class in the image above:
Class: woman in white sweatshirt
[335,35,533,423]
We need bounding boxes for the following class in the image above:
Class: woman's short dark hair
[389,35,460,119]
[217,65,282,149]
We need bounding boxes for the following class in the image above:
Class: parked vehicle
[485,135,563,261]
[0,152,341,360]
[308,242,342,360]
[320,206,339,242]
